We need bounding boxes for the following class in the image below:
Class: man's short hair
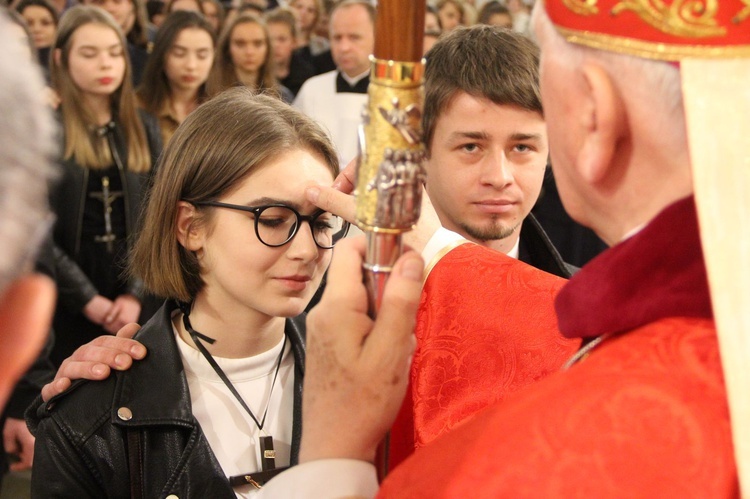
[330,0,376,24]
[0,12,57,294]
[422,25,542,153]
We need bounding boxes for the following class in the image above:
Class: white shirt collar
[340,69,370,87]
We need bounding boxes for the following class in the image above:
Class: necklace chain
[181,308,287,433]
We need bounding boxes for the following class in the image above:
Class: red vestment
[389,243,580,467]
[380,197,738,497]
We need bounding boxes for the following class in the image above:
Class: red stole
[388,244,580,468]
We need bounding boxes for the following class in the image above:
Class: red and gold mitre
[545,0,750,59]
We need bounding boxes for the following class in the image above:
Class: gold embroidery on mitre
[611,0,726,37]
[733,0,750,23]
[562,0,599,16]
[557,26,750,59]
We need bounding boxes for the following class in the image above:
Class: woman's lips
[275,275,312,291]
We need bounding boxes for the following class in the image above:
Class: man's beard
[458,217,521,243]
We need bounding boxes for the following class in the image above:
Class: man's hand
[333,157,357,193]
[3,417,35,471]
[41,323,145,402]
[300,238,424,463]
[103,294,141,334]
[306,182,442,255]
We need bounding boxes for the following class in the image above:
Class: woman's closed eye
[257,217,289,228]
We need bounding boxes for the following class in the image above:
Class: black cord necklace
[181,305,289,489]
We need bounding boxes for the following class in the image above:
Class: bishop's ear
[175,201,205,252]
[576,62,627,185]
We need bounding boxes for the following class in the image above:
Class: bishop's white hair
[0,11,58,294]
[531,5,685,143]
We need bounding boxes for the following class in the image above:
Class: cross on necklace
[89,175,123,253]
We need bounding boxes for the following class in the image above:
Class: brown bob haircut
[422,25,542,154]
[130,88,339,302]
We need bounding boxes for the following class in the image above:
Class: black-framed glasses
[193,201,350,249]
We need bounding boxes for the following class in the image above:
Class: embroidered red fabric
[381,317,737,497]
[388,244,580,468]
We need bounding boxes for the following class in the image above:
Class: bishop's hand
[300,237,423,463]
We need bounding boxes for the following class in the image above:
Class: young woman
[137,10,215,145]
[47,6,162,366]
[288,0,327,55]
[200,0,224,32]
[31,88,348,497]
[6,9,36,59]
[82,0,154,84]
[208,12,293,102]
[477,1,513,29]
[15,0,58,73]
[265,7,314,96]
[164,0,204,16]
[436,0,465,32]
[146,0,166,27]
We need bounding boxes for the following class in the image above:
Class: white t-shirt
[175,323,295,498]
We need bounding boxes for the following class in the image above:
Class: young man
[389,25,580,462]
[423,25,572,277]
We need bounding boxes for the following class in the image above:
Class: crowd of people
[1,0,743,496]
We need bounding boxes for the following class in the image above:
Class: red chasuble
[380,197,738,497]
[388,243,580,468]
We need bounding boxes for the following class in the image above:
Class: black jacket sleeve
[54,243,98,313]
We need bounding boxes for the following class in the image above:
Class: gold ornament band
[557,26,750,60]
[370,57,426,88]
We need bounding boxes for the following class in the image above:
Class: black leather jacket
[50,110,162,310]
[29,301,306,498]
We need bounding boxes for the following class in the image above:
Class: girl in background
[81,0,154,84]
[208,12,292,102]
[32,88,348,498]
[47,6,161,365]
[16,0,58,73]
[436,0,465,32]
[288,0,327,56]
[200,0,223,32]
[164,0,204,15]
[265,7,313,96]
[138,10,215,145]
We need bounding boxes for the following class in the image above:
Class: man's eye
[461,143,479,153]
[514,144,532,153]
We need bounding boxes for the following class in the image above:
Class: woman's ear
[576,62,627,185]
[53,48,62,67]
[175,201,205,252]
